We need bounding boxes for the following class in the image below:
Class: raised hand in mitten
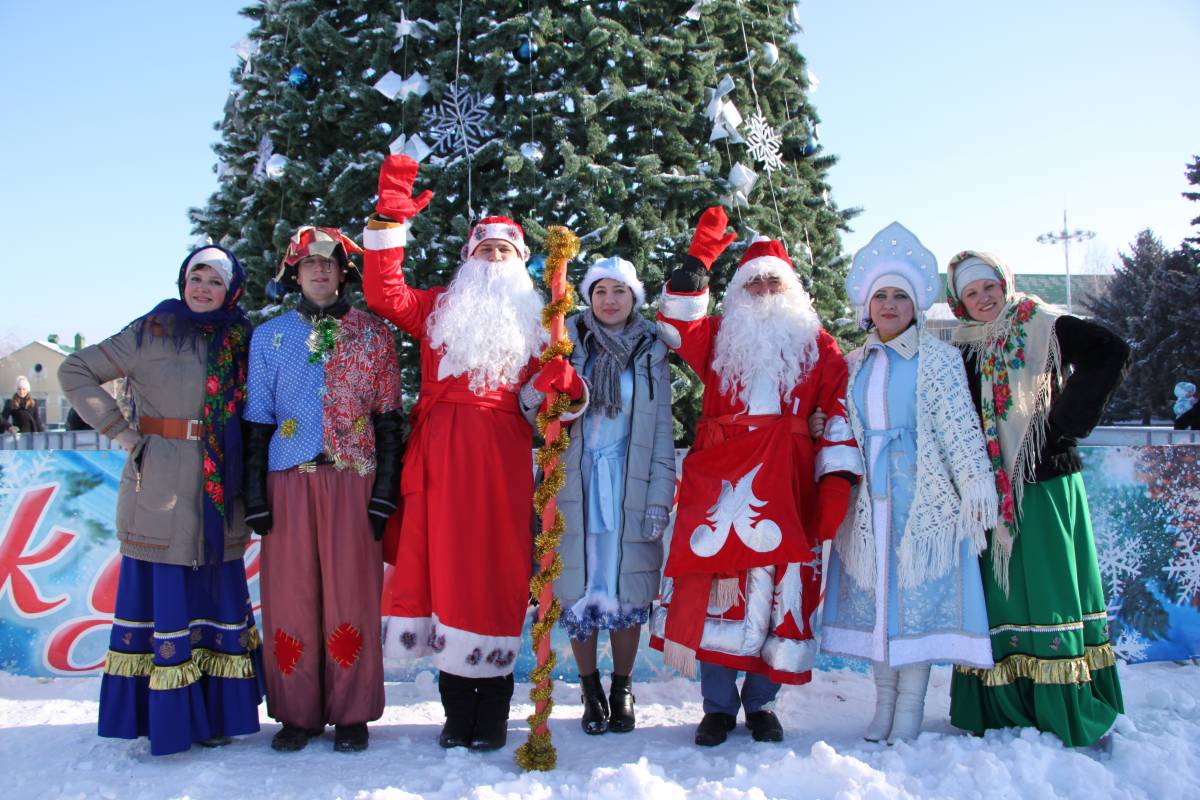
[376,154,434,221]
[687,206,737,269]
[533,356,585,402]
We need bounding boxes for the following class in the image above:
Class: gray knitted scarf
[579,309,655,417]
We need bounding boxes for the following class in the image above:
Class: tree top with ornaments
[191,0,857,425]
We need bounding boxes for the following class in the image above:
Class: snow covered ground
[2,662,1197,800]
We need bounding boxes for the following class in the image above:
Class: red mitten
[377,154,434,221]
[533,356,585,401]
[687,206,737,269]
[815,474,853,543]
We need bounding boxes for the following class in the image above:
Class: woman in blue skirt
[59,245,263,755]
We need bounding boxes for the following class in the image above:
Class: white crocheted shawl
[834,328,999,590]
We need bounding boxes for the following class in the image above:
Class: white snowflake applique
[690,463,782,557]
[744,111,784,173]
[272,332,284,349]
[420,80,495,162]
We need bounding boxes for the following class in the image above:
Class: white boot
[864,661,898,742]
[887,664,931,744]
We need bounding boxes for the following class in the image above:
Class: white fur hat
[580,256,646,308]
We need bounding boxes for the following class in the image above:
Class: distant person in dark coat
[1175,382,1200,430]
[65,407,93,431]
[3,375,43,433]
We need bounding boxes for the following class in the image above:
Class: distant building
[0,333,118,429]
[925,273,1113,341]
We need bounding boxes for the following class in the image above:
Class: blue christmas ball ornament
[514,35,537,64]
[287,65,309,87]
[527,254,546,281]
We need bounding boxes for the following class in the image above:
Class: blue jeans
[699,662,780,716]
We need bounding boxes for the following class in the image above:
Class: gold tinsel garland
[515,226,579,773]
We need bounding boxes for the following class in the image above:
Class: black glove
[369,409,405,541]
[242,420,276,537]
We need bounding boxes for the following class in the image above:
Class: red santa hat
[460,215,531,262]
[727,236,803,296]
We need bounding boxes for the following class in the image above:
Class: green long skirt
[949,472,1124,747]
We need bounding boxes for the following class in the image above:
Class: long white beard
[712,282,821,408]
[426,256,548,393]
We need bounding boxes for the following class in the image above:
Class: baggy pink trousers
[262,465,384,728]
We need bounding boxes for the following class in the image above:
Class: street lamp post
[1037,210,1095,314]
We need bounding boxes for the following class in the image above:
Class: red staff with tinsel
[515,226,580,771]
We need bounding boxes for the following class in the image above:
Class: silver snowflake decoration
[421,80,495,163]
[1112,628,1151,664]
[744,111,784,173]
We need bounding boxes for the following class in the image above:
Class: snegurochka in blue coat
[520,256,675,735]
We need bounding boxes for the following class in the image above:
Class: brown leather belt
[139,416,204,441]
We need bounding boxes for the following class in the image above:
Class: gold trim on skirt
[955,643,1116,687]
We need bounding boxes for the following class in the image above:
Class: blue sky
[1,1,1197,351]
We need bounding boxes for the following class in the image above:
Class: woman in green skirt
[945,251,1128,750]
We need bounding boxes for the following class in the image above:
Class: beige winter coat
[59,321,248,566]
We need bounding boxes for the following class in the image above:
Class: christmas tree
[191,1,856,438]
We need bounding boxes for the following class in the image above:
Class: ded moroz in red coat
[649,274,862,685]
[362,220,538,679]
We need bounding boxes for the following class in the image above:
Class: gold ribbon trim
[104,644,259,688]
[955,643,1117,687]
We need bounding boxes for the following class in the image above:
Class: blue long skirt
[98,556,264,755]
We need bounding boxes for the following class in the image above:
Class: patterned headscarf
[946,250,1062,593]
[133,245,251,566]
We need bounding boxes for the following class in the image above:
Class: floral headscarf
[946,250,1062,593]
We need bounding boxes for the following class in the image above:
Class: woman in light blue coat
[522,256,675,735]
[821,223,997,743]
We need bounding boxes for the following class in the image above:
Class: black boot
[271,723,323,752]
[607,673,635,733]
[469,674,514,751]
[334,722,370,752]
[745,709,784,742]
[438,671,478,749]
[694,712,737,747]
[579,672,609,735]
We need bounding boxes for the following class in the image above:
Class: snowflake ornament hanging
[744,111,784,172]
[421,80,495,162]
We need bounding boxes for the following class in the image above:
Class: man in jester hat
[650,207,862,746]
[362,154,586,752]
[242,226,405,753]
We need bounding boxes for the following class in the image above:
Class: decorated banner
[2,447,1198,678]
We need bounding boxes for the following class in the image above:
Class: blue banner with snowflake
[1,446,1198,679]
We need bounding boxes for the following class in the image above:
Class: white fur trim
[382,613,521,678]
[363,222,408,251]
[737,255,792,278]
[760,633,819,675]
[464,222,530,261]
[581,256,646,307]
[661,289,709,321]
[816,443,864,478]
[656,320,682,349]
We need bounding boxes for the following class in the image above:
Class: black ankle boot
[438,672,478,749]
[469,674,514,751]
[579,672,609,735]
[607,673,635,733]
